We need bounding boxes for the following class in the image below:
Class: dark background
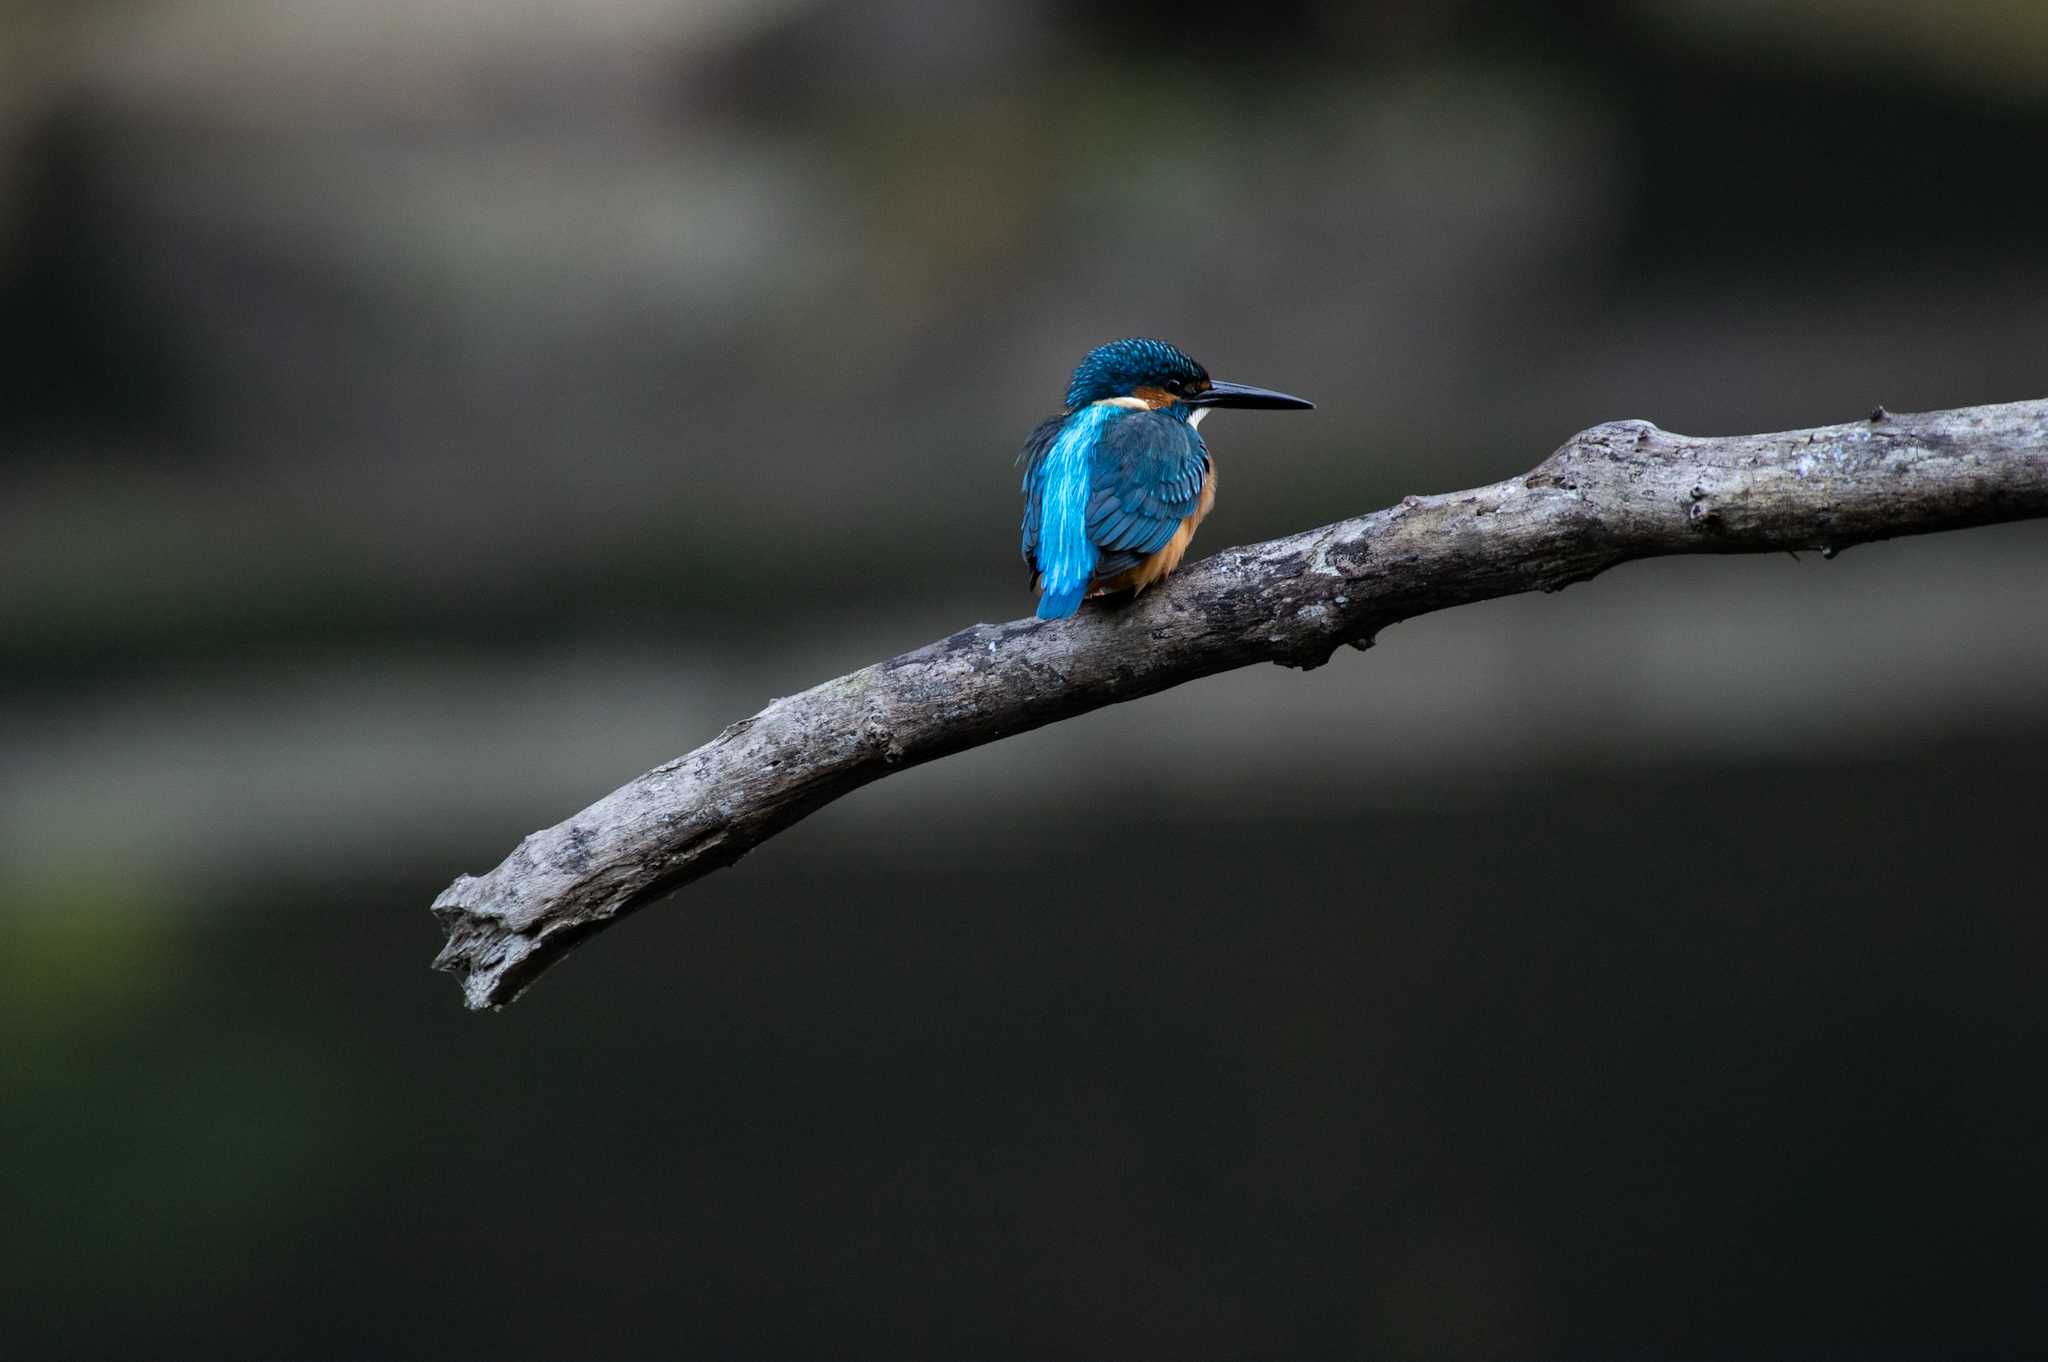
[4,1,2046,1356]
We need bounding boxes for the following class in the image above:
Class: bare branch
[431,399,2048,1009]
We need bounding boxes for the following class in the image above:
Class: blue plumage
[1085,410,1210,556]
[1064,338,1206,408]
[1019,338,1314,621]
[1024,402,1117,619]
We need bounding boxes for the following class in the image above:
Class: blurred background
[4,1,2046,1356]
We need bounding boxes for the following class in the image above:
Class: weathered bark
[432,399,2048,1009]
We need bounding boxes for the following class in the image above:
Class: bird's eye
[1163,378,1184,393]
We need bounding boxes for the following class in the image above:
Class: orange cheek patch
[1129,386,1179,410]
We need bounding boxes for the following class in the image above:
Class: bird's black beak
[1186,379,1315,411]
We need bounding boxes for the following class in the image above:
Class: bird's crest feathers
[1064,338,1207,409]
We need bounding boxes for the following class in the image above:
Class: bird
[1020,338,1314,620]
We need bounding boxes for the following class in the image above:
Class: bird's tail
[1035,577,1087,620]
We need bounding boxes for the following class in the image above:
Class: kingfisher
[1020,338,1314,620]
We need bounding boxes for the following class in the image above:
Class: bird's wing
[1085,408,1210,577]
[1018,414,1067,576]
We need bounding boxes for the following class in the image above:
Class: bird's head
[1063,337,1314,417]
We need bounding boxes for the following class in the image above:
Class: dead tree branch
[431,399,2048,1009]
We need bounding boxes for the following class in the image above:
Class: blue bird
[1020,338,1314,620]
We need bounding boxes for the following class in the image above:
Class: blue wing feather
[1021,406,1117,618]
[1018,415,1064,575]
[1086,409,1209,558]
[1022,405,1209,619]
